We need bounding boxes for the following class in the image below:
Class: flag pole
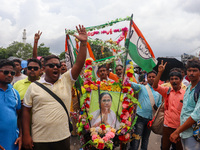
[115,14,133,129]
[66,34,91,127]
[123,14,133,79]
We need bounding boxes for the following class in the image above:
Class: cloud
[0,0,200,58]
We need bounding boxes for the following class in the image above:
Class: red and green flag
[125,20,157,72]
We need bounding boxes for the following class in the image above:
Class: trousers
[162,126,183,150]
[33,137,70,150]
[129,114,151,150]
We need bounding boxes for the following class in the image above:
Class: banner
[80,90,122,129]
[125,20,157,72]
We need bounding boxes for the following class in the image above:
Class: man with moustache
[170,58,200,150]
[60,61,68,75]
[129,70,162,150]
[97,65,115,82]
[14,58,41,104]
[153,60,185,150]
[0,59,22,150]
[115,64,123,79]
[22,25,87,150]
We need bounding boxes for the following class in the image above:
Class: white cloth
[182,76,190,87]
[91,109,120,129]
[96,77,115,82]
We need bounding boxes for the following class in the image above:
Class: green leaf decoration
[126,94,141,108]
[65,16,131,35]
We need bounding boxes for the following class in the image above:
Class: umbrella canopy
[153,57,184,81]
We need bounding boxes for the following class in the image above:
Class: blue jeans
[129,114,151,150]
[181,136,200,150]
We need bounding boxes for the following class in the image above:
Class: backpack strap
[145,84,156,116]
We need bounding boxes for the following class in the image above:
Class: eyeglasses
[102,99,111,103]
[45,63,61,68]
[27,66,39,71]
[0,70,16,76]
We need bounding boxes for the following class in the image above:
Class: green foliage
[59,51,65,60]
[6,41,32,60]
[90,44,113,60]
[0,47,8,59]
[0,41,52,60]
[90,43,116,71]
[37,43,51,57]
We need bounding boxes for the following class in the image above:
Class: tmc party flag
[125,20,157,72]
[65,34,75,70]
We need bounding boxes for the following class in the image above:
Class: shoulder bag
[147,86,171,135]
[34,81,73,132]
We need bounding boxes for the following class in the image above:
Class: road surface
[70,132,162,150]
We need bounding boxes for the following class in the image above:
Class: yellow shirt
[24,69,75,142]
[13,77,32,100]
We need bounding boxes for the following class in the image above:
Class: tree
[6,41,32,60]
[37,43,51,57]
[0,47,8,59]
[59,51,65,60]
[90,44,113,60]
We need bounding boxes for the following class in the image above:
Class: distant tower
[22,29,27,44]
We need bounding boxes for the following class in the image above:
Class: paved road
[70,132,162,150]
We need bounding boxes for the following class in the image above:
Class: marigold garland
[78,58,140,149]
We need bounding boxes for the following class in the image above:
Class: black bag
[34,81,73,132]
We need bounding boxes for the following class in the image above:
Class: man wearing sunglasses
[22,25,87,150]
[13,58,41,104]
[0,59,22,150]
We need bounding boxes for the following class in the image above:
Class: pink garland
[88,27,128,44]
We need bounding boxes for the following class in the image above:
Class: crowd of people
[0,24,200,150]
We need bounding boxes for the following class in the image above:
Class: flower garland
[77,58,94,138]
[92,52,124,67]
[78,59,140,149]
[87,27,128,45]
[65,16,131,35]
[88,38,126,52]
[89,124,116,149]
[116,61,139,143]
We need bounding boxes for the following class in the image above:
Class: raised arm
[32,31,42,58]
[71,25,87,80]
[153,60,167,89]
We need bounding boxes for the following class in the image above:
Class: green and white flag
[125,20,157,72]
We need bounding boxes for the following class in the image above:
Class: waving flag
[125,20,157,72]
[65,34,75,70]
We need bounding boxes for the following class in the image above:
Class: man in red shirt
[153,60,185,150]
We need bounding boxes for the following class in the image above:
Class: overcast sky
[0,0,200,58]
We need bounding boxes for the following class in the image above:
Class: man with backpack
[170,58,200,150]
[153,60,185,150]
